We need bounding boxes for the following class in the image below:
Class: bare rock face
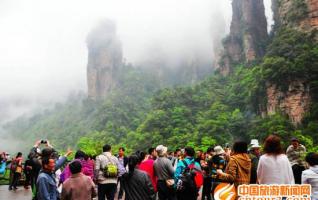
[266,81,311,125]
[86,20,123,99]
[273,0,318,30]
[218,0,268,75]
[308,0,318,27]
[266,0,317,124]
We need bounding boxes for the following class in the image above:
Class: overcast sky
[0,0,272,121]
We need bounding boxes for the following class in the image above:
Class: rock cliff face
[273,0,318,30]
[309,0,318,27]
[266,0,317,124]
[266,81,311,125]
[86,20,123,99]
[218,0,268,75]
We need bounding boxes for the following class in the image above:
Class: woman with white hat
[208,146,227,199]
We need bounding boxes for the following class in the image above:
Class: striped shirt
[286,144,306,166]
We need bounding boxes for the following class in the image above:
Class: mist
[0,0,273,125]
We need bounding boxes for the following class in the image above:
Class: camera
[41,140,47,144]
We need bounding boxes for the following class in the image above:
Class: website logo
[214,183,237,200]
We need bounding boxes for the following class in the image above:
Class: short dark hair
[291,137,299,142]
[306,153,318,166]
[206,147,214,154]
[41,148,53,158]
[41,157,50,167]
[136,151,146,163]
[119,147,125,152]
[103,144,111,152]
[75,150,86,159]
[184,147,195,157]
[16,152,22,158]
[232,141,248,154]
[263,134,283,155]
[148,148,155,155]
[69,160,82,174]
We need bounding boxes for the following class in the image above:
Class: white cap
[214,146,225,155]
[156,145,168,156]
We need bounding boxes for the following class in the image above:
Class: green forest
[3,26,318,155]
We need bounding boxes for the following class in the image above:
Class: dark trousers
[117,177,124,199]
[292,164,305,184]
[9,172,21,189]
[201,177,212,200]
[177,192,198,200]
[157,180,177,200]
[176,187,198,200]
[98,183,117,200]
[24,172,31,187]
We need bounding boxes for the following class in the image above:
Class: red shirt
[139,159,157,191]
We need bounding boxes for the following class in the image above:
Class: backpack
[176,160,204,192]
[102,155,118,178]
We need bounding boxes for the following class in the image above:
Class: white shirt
[257,154,295,184]
[302,166,318,200]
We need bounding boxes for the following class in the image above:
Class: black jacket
[122,169,156,200]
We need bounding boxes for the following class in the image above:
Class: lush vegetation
[3,27,318,156]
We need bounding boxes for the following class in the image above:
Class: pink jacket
[60,159,94,183]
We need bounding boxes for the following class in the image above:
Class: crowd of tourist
[0,134,317,200]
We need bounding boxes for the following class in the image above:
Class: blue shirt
[37,156,67,200]
[174,157,201,183]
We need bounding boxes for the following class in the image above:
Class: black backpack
[176,160,198,193]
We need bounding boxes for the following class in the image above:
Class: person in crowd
[205,147,214,162]
[175,147,202,200]
[249,139,261,184]
[195,150,204,163]
[117,147,128,200]
[95,144,120,200]
[200,148,210,200]
[148,147,158,160]
[208,146,227,199]
[172,149,182,170]
[217,141,251,186]
[9,152,23,191]
[139,148,157,191]
[30,140,54,199]
[36,148,72,200]
[24,155,33,189]
[257,134,294,184]
[0,152,8,175]
[122,155,156,200]
[286,137,307,184]
[223,143,231,163]
[167,151,175,161]
[60,150,94,184]
[61,160,96,200]
[302,152,318,200]
[154,145,176,200]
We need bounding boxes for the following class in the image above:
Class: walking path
[0,185,32,200]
